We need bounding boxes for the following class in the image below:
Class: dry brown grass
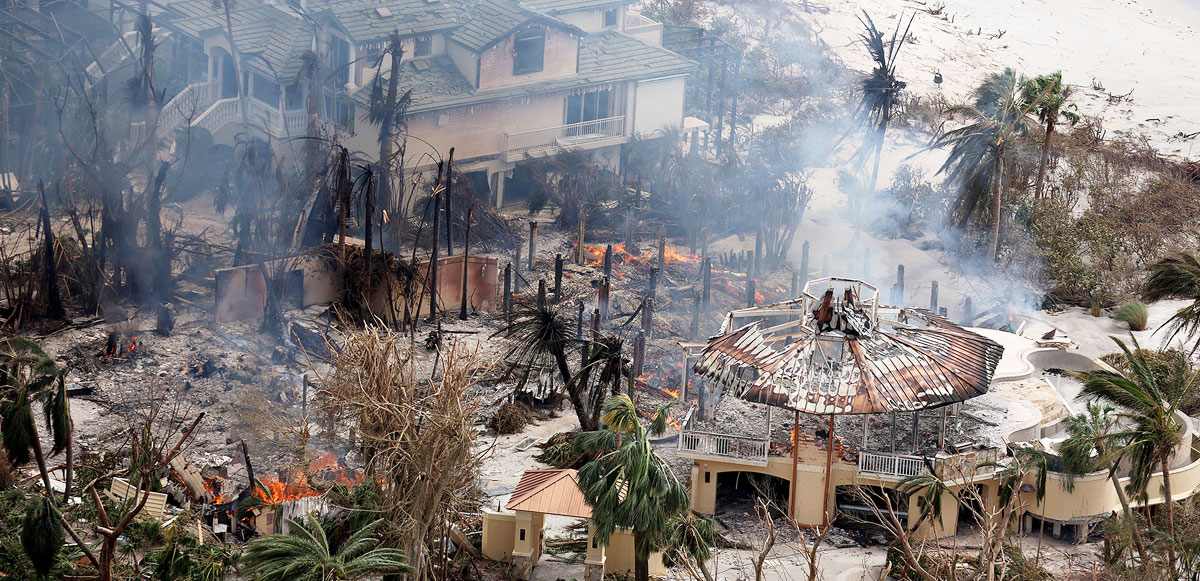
[314,328,485,580]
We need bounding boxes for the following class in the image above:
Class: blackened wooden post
[459,206,472,320]
[624,211,636,254]
[591,307,601,337]
[964,297,974,325]
[428,162,444,322]
[702,258,711,307]
[642,298,653,339]
[821,254,830,278]
[893,264,905,305]
[930,280,939,312]
[745,251,754,277]
[634,331,646,378]
[746,278,756,307]
[537,279,546,308]
[648,267,658,301]
[800,241,810,288]
[791,272,799,297]
[528,221,537,271]
[553,254,563,302]
[503,264,512,312]
[690,292,701,340]
[514,242,521,276]
[445,151,454,257]
[576,211,586,265]
[603,244,613,279]
[656,233,666,274]
[599,276,610,321]
[700,227,709,263]
[576,301,585,339]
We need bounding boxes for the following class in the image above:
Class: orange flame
[582,243,700,268]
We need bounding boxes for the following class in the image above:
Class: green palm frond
[44,376,71,457]
[1143,253,1200,350]
[21,495,64,579]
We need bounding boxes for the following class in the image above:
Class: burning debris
[103,332,141,358]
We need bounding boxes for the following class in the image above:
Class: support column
[584,521,606,581]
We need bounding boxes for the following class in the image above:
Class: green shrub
[1112,300,1149,331]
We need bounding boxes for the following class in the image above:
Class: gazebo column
[584,520,606,581]
[511,511,540,580]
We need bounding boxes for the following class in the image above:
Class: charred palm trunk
[147,162,169,305]
[362,169,374,319]
[988,150,1005,265]
[378,37,403,213]
[38,182,65,319]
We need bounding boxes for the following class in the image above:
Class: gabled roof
[449,0,581,53]
[518,0,630,16]
[310,0,464,44]
[505,469,592,519]
[352,30,694,113]
[160,0,312,80]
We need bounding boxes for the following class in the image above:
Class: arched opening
[835,484,908,529]
[211,48,237,99]
[715,471,789,518]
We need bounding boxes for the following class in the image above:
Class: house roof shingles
[504,469,592,519]
[313,0,464,44]
[353,29,693,113]
[518,0,629,16]
[449,0,578,52]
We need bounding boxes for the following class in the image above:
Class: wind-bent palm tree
[1024,72,1078,200]
[1060,402,1148,563]
[241,517,411,581]
[1074,335,1197,568]
[575,395,691,581]
[1142,252,1200,353]
[850,11,913,194]
[931,68,1035,264]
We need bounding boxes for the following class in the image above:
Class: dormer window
[414,36,431,57]
[512,28,544,75]
[603,8,618,28]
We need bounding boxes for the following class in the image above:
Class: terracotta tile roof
[505,469,592,519]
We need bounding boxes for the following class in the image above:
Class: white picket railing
[858,452,929,478]
[501,115,626,161]
[192,98,241,134]
[679,430,770,465]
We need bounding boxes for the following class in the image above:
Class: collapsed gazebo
[691,277,1004,523]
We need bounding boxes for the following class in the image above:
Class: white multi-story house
[126,0,694,206]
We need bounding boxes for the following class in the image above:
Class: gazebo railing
[678,406,769,465]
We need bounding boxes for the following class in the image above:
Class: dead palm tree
[367,32,412,213]
[1142,252,1200,353]
[1024,72,1078,200]
[850,11,913,194]
[567,334,628,431]
[931,68,1035,263]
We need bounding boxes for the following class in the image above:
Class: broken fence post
[553,254,563,302]
[641,298,654,340]
[930,280,939,312]
[702,258,711,307]
[576,211,587,265]
[634,331,646,379]
[599,276,610,322]
[603,244,613,279]
[502,264,512,313]
[893,264,905,305]
[963,297,974,325]
[537,279,546,308]
[746,279,756,308]
[657,233,666,273]
[529,221,537,271]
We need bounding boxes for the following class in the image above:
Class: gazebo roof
[505,469,592,519]
[693,278,1004,415]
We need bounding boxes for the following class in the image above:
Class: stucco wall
[478,27,579,90]
[632,75,686,135]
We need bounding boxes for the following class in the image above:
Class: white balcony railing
[679,422,770,465]
[858,452,929,478]
[501,115,626,161]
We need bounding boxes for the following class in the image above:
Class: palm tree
[567,334,628,430]
[850,11,913,195]
[241,517,411,581]
[1142,252,1200,353]
[1074,335,1197,568]
[367,32,412,213]
[0,338,71,497]
[931,68,1035,263]
[1024,72,1078,200]
[494,302,615,430]
[1059,402,1148,563]
[575,395,691,581]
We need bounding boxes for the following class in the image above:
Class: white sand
[802,0,1200,158]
